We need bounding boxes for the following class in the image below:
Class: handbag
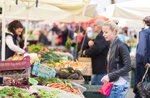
[77,34,92,76]
[99,82,113,96]
[133,64,150,98]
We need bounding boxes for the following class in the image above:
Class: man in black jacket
[83,20,109,85]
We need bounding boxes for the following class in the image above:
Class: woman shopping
[0,20,25,60]
[101,20,131,98]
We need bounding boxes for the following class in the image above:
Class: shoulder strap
[78,34,87,58]
[142,65,150,82]
[80,34,87,52]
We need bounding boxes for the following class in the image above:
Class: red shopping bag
[99,82,113,96]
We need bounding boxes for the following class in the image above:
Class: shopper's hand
[88,40,94,47]
[101,75,110,83]
[145,63,150,68]
[83,50,86,55]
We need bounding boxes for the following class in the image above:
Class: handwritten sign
[32,62,56,78]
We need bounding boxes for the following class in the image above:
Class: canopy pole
[1,0,6,60]
[23,4,29,49]
[82,0,89,16]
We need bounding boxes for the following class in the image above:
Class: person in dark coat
[38,30,49,45]
[134,16,150,98]
[83,20,110,85]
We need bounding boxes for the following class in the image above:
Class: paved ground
[126,88,135,98]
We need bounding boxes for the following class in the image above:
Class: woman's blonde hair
[103,20,119,34]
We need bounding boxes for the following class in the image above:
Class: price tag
[28,78,38,85]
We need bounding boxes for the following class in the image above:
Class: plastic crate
[83,85,106,98]
[71,76,85,85]
[32,62,56,78]
[0,69,30,80]
[0,56,30,71]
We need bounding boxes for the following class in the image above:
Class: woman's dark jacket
[108,38,131,82]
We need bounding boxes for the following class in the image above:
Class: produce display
[47,83,80,95]
[40,50,62,63]
[7,55,24,60]
[53,51,73,61]
[28,44,46,53]
[35,77,69,85]
[51,48,69,52]
[0,78,42,89]
[7,54,39,65]
[56,67,82,80]
[65,38,72,50]
[0,70,25,75]
[0,44,85,98]
[60,60,84,69]
[35,77,81,95]
[0,87,61,98]
[0,87,29,97]
[41,60,83,72]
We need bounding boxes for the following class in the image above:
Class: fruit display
[61,60,85,69]
[7,55,24,61]
[56,67,82,80]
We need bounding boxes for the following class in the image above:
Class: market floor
[126,88,135,98]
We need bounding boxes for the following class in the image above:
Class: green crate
[83,85,106,98]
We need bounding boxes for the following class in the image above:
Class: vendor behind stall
[0,20,25,60]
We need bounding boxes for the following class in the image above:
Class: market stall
[0,45,89,98]
[0,0,98,60]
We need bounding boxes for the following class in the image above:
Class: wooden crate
[78,57,92,76]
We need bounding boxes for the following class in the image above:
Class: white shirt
[6,35,25,54]
[113,77,127,85]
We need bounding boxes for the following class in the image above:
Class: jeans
[91,74,106,85]
[107,82,129,98]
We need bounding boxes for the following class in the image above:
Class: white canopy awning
[106,0,150,20]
